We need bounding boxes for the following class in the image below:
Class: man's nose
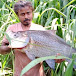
[24,14,28,18]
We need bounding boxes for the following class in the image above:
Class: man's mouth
[24,19,30,22]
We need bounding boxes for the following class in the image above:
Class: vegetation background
[0,0,76,76]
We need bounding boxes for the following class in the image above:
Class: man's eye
[21,13,25,16]
[27,12,30,14]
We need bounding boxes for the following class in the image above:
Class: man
[0,1,45,76]
[0,1,64,76]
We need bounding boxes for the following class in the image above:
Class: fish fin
[45,59,55,70]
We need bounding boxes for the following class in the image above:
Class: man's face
[18,6,33,26]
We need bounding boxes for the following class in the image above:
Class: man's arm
[0,42,11,55]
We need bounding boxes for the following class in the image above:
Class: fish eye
[14,34,17,37]
[14,33,19,38]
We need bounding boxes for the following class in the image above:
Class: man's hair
[14,1,34,15]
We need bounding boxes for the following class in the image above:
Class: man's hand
[0,46,11,54]
[54,53,65,63]
[0,42,11,55]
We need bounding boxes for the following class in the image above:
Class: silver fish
[7,30,76,69]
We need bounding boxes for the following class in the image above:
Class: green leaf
[72,53,76,59]
[1,0,20,22]
[64,60,74,76]
[56,26,63,38]
[20,56,70,76]
[4,32,11,45]
[61,0,76,10]
[41,8,66,18]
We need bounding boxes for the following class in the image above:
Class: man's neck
[21,23,31,31]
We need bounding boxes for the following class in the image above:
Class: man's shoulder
[30,23,45,30]
[31,23,42,27]
[8,22,21,28]
[6,22,21,32]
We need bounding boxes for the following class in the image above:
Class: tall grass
[0,0,76,76]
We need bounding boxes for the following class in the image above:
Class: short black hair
[14,1,34,15]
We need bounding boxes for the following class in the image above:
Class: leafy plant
[0,0,76,76]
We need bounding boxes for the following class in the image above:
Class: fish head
[7,31,30,48]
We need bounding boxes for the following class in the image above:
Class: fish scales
[23,30,76,59]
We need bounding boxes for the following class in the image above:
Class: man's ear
[17,13,19,16]
[32,12,34,20]
[32,12,34,17]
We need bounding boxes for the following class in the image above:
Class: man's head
[14,1,34,26]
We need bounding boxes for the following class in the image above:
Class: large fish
[6,30,76,69]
